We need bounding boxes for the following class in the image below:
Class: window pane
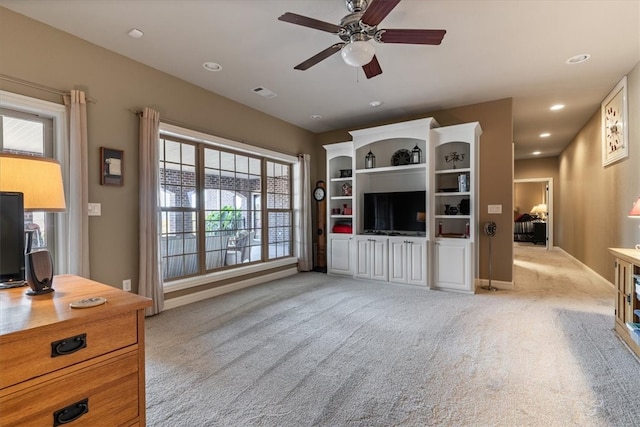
[220,152,234,171]
[205,148,220,169]
[235,154,248,173]
[2,116,44,154]
[182,144,195,165]
[165,140,181,163]
[249,158,261,175]
[1,111,53,252]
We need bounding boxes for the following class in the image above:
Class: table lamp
[628,197,640,250]
[0,153,66,295]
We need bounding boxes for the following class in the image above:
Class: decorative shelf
[435,167,471,175]
[355,163,425,175]
[434,215,471,219]
[330,177,353,182]
[435,192,470,197]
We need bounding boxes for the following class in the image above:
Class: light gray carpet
[145,246,640,426]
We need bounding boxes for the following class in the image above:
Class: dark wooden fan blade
[378,29,446,45]
[362,55,382,79]
[294,44,344,71]
[361,0,401,27]
[278,12,342,34]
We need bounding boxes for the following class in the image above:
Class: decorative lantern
[411,144,422,164]
[365,150,376,169]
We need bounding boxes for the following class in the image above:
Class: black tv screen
[363,191,426,233]
[0,192,25,284]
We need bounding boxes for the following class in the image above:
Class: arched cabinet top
[350,117,439,150]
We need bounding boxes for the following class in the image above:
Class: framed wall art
[101,147,124,186]
[602,76,628,167]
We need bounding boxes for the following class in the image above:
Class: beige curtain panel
[138,107,164,316]
[63,90,90,278]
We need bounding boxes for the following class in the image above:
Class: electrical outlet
[122,279,131,292]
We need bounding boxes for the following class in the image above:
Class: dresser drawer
[0,311,138,389]
[0,351,139,426]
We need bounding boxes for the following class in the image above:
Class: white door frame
[514,177,553,249]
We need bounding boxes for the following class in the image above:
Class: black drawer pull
[53,398,89,426]
[51,334,87,357]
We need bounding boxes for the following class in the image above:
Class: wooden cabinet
[609,248,640,358]
[0,275,151,426]
[354,236,388,281]
[389,237,427,286]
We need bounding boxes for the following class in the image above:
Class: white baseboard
[163,267,299,310]
[553,246,614,289]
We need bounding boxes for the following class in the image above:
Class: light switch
[88,203,101,216]
[488,204,502,214]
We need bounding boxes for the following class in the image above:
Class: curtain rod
[131,108,299,158]
[0,73,97,103]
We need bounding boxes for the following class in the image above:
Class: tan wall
[557,61,640,282]
[0,8,320,291]
[514,182,546,217]
[317,98,514,283]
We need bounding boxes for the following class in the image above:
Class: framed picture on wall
[101,147,124,186]
[602,76,628,167]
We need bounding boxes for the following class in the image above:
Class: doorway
[514,178,553,249]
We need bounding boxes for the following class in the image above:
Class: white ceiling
[2,0,639,159]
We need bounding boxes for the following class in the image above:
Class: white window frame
[0,90,70,274]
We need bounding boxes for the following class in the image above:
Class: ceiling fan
[278,0,446,79]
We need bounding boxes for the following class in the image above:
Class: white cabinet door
[389,238,427,286]
[354,237,388,281]
[433,239,472,292]
[388,239,407,283]
[406,239,427,286]
[328,236,352,275]
[370,238,388,281]
[354,237,371,279]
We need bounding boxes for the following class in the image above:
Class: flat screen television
[363,190,426,233]
[0,192,25,284]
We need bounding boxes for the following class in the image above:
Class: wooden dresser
[0,275,151,426]
[609,248,640,359]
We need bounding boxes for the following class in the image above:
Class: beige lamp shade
[0,153,66,211]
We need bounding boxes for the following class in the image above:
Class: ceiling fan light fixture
[341,40,375,67]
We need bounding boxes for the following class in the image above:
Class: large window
[159,132,292,281]
[0,108,54,252]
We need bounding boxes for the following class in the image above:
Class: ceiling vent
[252,86,278,99]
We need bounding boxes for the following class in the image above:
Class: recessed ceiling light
[310,115,322,120]
[539,132,551,138]
[532,151,542,155]
[566,54,591,64]
[368,100,383,108]
[203,62,222,72]
[127,28,144,39]
[550,104,565,111]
